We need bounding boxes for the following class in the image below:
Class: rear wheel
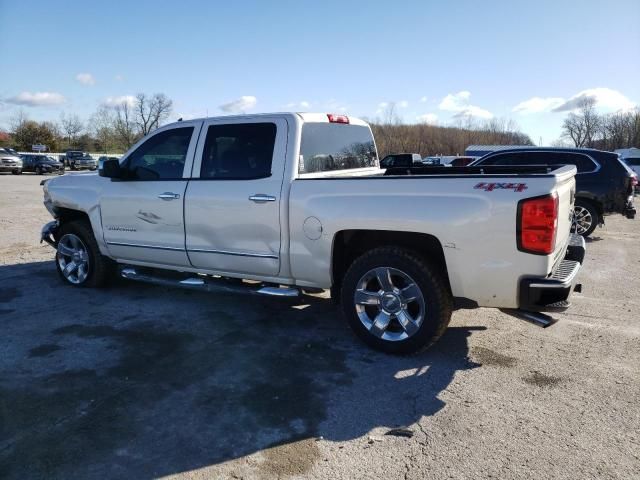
[35,166,42,175]
[11,169,21,175]
[572,200,599,237]
[340,247,452,354]
[55,220,114,288]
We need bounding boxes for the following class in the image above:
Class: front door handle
[249,194,276,203]
[158,192,181,201]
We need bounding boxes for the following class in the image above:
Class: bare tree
[91,106,117,152]
[60,113,84,148]
[9,109,29,133]
[135,93,173,136]
[113,102,137,149]
[561,97,600,147]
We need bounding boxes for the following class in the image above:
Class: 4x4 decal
[474,182,528,192]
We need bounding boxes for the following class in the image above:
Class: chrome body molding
[107,241,279,259]
[187,248,279,259]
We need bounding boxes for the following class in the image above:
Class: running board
[500,309,558,328]
[120,268,300,298]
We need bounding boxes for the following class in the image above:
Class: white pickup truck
[41,113,585,353]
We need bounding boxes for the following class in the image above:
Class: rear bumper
[518,234,585,312]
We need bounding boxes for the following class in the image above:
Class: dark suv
[20,154,64,175]
[470,148,636,237]
[380,153,422,168]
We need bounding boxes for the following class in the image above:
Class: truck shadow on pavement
[0,261,484,479]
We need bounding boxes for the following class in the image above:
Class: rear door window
[199,123,276,179]
[299,123,377,173]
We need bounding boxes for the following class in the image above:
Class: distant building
[465,145,531,157]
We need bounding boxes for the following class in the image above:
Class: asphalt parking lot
[0,173,639,480]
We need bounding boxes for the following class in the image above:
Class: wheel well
[331,230,451,297]
[575,196,603,215]
[56,208,90,228]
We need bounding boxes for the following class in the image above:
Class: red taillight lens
[631,175,638,187]
[518,194,558,255]
[327,113,349,124]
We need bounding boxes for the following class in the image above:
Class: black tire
[12,169,22,175]
[340,247,452,354]
[572,199,599,237]
[70,161,77,170]
[35,166,42,175]
[55,220,114,288]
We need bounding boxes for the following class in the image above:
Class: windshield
[68,151,83,157]
[299,123,377,173]
[625,157,640,166]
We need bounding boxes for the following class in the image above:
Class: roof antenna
[177,117,183,122]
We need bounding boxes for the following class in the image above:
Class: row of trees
[4,93,173,153]
[561,98,640,150]
[371,111,532,158]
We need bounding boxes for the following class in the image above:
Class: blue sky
[1,0,638,144]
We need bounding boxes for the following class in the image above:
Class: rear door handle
[158,192,181,201]
[249,194,276,203]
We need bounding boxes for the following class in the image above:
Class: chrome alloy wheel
[573,205,593,235]
[57,234,90,284]
[354,267,426,342]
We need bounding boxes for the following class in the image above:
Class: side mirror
[99,158,122,178]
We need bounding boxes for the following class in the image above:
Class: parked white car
[0,148,23,174]
[40,113,585,353]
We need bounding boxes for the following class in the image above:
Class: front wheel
[35,166,42,175]
[572,200,599,237]
[55,220,114,288]
[11,169,22,175]
[340,247,452,354]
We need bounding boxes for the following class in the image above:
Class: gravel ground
[0,173,638,480]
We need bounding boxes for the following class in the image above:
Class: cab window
[200,123,276,179]
[124,127,194,180]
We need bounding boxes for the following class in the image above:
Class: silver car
[0,148,23,174]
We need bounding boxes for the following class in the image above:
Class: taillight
[631,175,638,187]
[327,113,349,124]
[517,194,558,255]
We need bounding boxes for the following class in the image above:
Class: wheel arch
[575,194,603,215]
[331,229,451,300]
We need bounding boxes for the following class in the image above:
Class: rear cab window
[298,119,378,176]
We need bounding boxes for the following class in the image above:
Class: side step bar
[500,309,558,328]
[120,268,300,298]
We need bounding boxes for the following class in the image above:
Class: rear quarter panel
[289,167,576,308]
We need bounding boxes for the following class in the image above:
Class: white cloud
[420,96,428,103]
[102,95,136,108]
[512,88,636,115]
[219,95,257,113]
[416,113,438,124]
[6,91,66,107]
[552,88,635,112]
[513,97,565,114]
[438,91,493,119]
[376,100,408,114]
[76,73,95,85]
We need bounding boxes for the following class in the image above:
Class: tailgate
[551,167,576,266]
